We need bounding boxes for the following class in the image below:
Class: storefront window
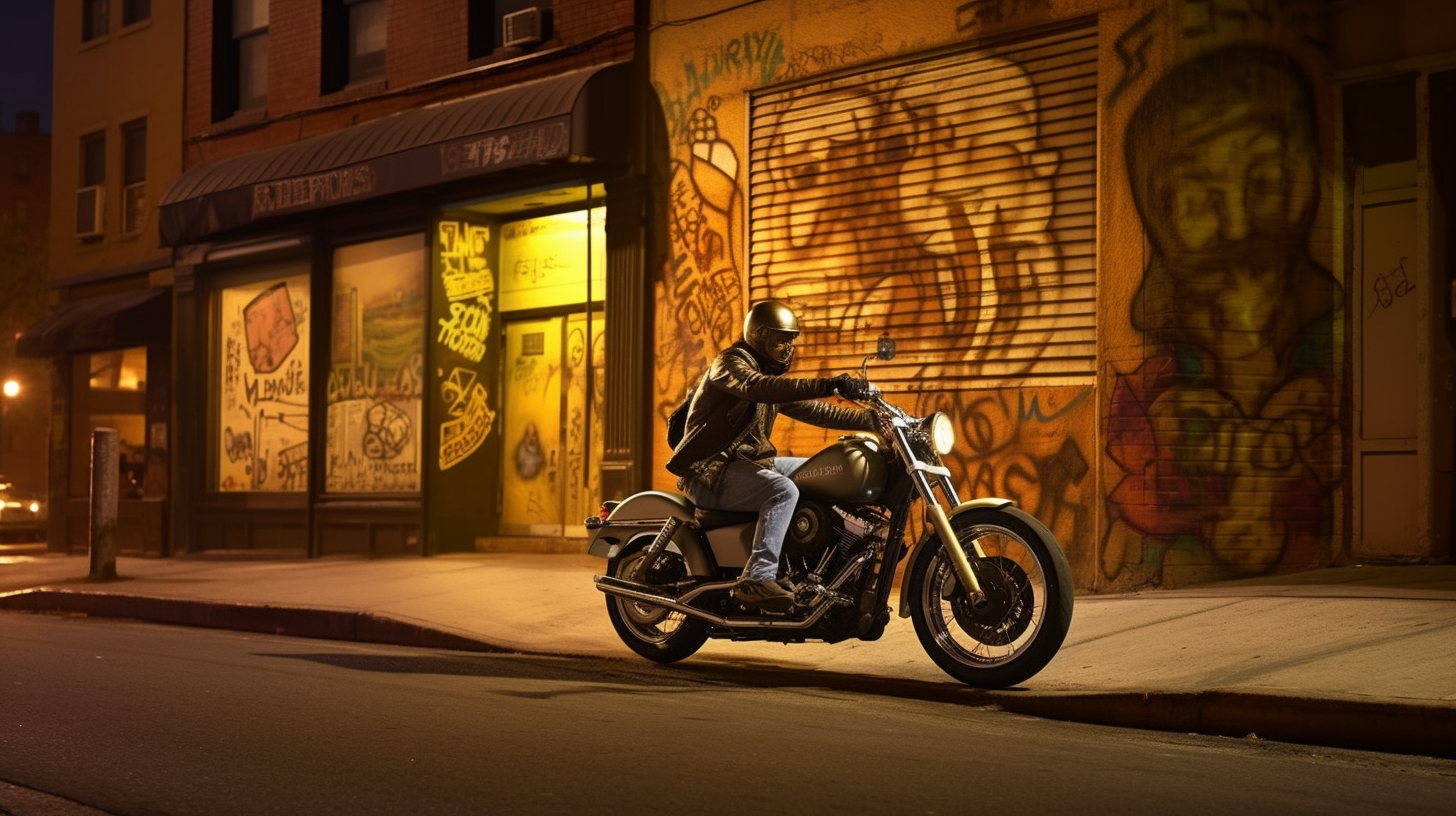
[89,347,148,499]
[214,265,311,492]
[498,207,605,311]
[326,234,425,493]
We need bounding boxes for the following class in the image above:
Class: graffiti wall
[1100,0,1343,588]
[649,0,1346,590]
[426,218,502,550]
[434,220,499,474]
[650,5,1102,585]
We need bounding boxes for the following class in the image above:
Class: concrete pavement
[2,543,1454,758]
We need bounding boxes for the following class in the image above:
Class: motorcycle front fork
[916,477,987,602]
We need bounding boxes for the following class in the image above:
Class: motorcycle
[585,337,1073,689]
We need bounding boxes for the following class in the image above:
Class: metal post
[89,428,119,580]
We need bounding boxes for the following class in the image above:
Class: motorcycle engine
[783,500,882,581]
[784,501,841,558]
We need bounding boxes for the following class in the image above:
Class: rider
[667,300,878,610]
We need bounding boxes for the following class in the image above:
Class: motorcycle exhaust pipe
[594,574,834,630]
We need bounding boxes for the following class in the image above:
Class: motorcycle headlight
[927,412,955,456]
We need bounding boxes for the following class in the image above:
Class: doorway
[499,310,605,537]
[1353,173,1421,559]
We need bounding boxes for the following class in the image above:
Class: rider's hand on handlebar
[831,373,879,401]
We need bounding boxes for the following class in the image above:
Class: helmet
[743,300,799,371]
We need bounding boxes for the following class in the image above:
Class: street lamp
[0,379,17,475]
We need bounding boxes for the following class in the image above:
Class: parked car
[0,479,46,543]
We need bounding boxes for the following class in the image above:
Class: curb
[4,588,1453,760]
[987,691,1456,760]
[0,589,510,655]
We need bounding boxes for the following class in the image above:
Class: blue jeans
[684,457,806,582]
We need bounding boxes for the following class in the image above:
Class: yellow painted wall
[51,3,185,281]
[649,0,1348,591]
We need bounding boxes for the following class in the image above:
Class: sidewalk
[3,544,1454,758]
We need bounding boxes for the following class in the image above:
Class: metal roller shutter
[748,27,1097,388]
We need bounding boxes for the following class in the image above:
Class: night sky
[0,1,53,133]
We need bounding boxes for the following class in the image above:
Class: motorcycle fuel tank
[791,435,887,503]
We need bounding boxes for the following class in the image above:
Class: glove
[829,374,878,401]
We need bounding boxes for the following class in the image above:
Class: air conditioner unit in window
[502,7,542,48]
[76,185,104,238]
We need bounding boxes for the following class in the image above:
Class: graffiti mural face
[1109,44,1342,582]
[1128,47,1329,375]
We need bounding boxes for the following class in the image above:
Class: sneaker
[733,578,795,611]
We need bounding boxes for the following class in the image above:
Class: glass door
[499,310,604,537]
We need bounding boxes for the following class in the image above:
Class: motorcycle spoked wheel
[906,508,1073,689]
[605,541,709,663]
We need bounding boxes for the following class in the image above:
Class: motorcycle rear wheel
[906,507,1073,689]
[605,542,709,663]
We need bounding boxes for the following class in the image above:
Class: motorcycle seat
[693,506,760,529]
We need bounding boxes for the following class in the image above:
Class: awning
[15,288,171,358]
[159,61,631,246]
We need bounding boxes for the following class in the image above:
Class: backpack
[666,374,704,450]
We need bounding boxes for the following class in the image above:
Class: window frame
[82,0,111,42]
[122,0,151,27]
[80,131,106,188]
[121,118,148,234]
[322,0,387,94]
[467,0,495,60]
[213,0,269,120]
[346,0,387,84]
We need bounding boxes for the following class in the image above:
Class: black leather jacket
[666,342,875,489]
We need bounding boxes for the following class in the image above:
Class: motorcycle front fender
[897,497,1015,619]
[585,489,717,577]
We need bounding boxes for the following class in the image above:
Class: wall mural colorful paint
[1101,0,1343,586]
[650,0,1345,590]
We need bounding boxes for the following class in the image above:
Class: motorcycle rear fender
[585,489,718,577]
[897,497,1015,619]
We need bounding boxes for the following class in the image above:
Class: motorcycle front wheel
[905,507,1073,689]
[605,540,709,663]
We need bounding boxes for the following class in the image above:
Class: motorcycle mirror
[877,334,897,361]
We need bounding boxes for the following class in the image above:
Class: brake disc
[945,555,1033,646]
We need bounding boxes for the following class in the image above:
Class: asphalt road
[3,615,1455,816]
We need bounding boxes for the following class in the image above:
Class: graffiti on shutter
[748,27,1097,388]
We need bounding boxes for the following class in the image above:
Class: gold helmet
[743,300,799,370]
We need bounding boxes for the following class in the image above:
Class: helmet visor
[761,328,796,365]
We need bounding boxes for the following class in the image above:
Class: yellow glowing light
[2,380,18,398]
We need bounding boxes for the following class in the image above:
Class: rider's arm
[780,400,876,431]
[708,348,839,404]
